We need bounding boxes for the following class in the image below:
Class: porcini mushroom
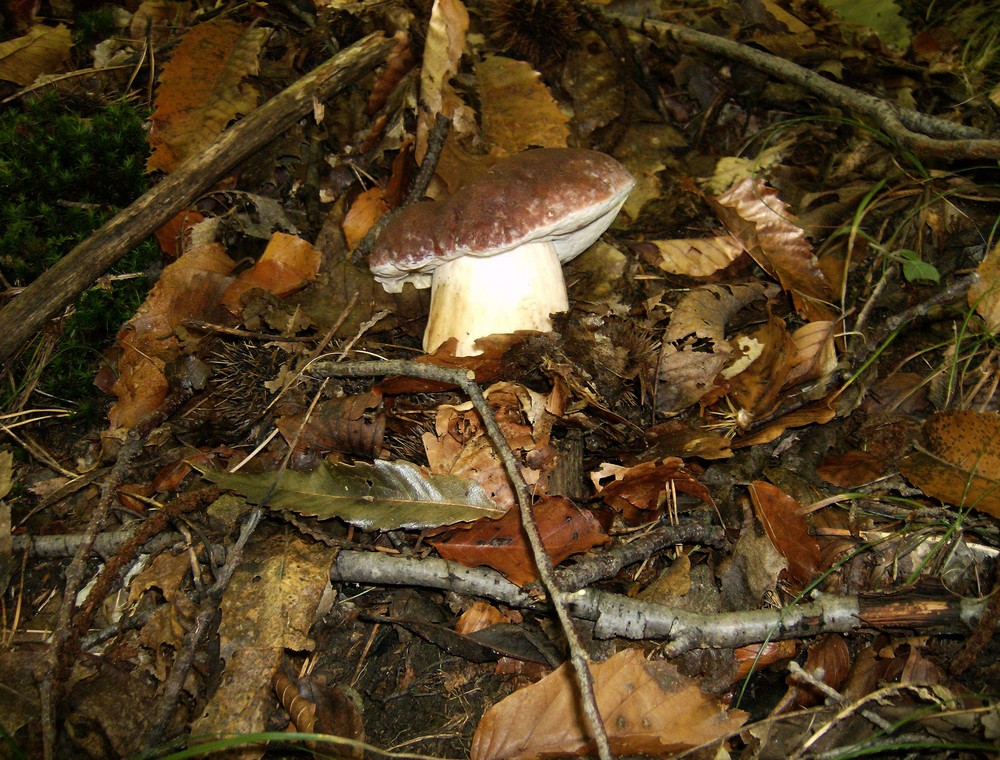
[369,148,634,356]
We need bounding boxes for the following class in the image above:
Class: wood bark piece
[0,33,394,365]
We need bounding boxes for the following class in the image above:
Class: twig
[852,271,981,368]
[615,15,1000,159]
[530,518,724,593]
[311,359,613,760]
[786,661,892,730]
[351,113,452,264]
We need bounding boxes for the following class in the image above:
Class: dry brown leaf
[899,410,1000,517]
[0,24,71,85]
[657,283,779,414]
[471,648,748,760]
[613,123,684,220]
[749,481,821,588]
[968,240,1000,330]
[455,602,509,634]
[592,458,714,524]
[645,236,745,277]
[792,635,850,707]
[711,178,836,322]
[561,31,625,139]
[786,320,838,388]
[423,383,556,510]
[817,450,888,487]
[220,232,321,314]
[476,55,569,155]
[192,535,334,742]
[148,19,267,173]
[732,395,837,448]
[714,315,798,425]
[430,496,609,585]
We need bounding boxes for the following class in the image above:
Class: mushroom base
[424,242,569,356]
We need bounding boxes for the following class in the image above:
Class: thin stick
[311,359,613,760]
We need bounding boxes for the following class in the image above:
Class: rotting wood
[0,33,395,366]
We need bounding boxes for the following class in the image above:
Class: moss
[73,6,119,50]
[0,95,156,411]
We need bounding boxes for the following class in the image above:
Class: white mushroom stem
[423,242,569,356]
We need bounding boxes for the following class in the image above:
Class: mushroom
[369,148,634,356]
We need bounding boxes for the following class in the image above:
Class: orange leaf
[471,649,748,760]
[220,232,321,314]
[109,243,236,429]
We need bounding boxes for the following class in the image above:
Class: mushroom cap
[369,148,635,293]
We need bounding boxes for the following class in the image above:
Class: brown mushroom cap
[369,148,635,293]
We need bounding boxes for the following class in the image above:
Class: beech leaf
[198,459,504,530]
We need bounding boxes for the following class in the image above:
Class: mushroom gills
[424,241,568,355]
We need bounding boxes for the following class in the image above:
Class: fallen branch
[615,14,1000,160]
[329,549,987,655]
[0,33,395,366]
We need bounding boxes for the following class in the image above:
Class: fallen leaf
[0,24,71,85]
[148,19,267,173]
[471,649,748,760]
[592,458,714,524]
[711,178,836,322]
[416,0,474,162]
[968,240,1000,331]
[476,55,569,155]
[817,450,888,487]
[109,243,236,429]
[220,232,322,314]
[642,236,746,278]
[749,481,821,588]
[899,410,1000,517]
[343,187,389,249]
[198,459,505,530]
[431,496,609,585]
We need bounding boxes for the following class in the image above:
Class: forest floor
[2,0,1000,758]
